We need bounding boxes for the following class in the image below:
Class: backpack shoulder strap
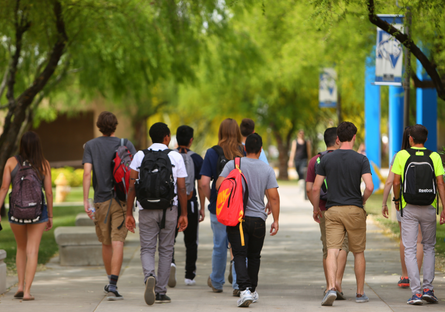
[120,138,125,146]
[235,157,241,169]
[212,145,224,157]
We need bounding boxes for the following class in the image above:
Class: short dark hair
[245,133,262,154]
[96,111,118,136]
[149,122,170,144]
[240,118,255,137]
[324,127,337,148]
[410,124,428,144]
[337,122,357,142]
[176,125,194,146]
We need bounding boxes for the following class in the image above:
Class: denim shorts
[8,204,49,224]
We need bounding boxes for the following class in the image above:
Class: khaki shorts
[319,210,349,259]
[325,205,367,253]
[94,199,128,245]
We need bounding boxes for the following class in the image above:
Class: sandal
[23,296,35,301]
[14,291,24,299]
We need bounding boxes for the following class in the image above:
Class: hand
[394,202,400,211]
[382,204,389,218]
[440,210,445,225]
[270,221,279,236]
[313,210,322,223]
[126,215,136,233]
[45,218,53,231]
[265,202,272,215]
[287,160,293,168]
[84,202,94,220]
[199,209,205,222]
[178,215,188,232]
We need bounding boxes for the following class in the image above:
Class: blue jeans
[209,212,228,290]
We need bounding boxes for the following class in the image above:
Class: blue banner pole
[365,56,381,192]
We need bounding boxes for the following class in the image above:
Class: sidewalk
[1,184,444,311]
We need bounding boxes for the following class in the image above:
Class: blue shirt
[199,148,219,214]
[190,152,203,204]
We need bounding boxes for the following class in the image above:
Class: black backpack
[135,149,175,210]
[314,150,332,201]
[401,148,437,206]
[212,145,229,178]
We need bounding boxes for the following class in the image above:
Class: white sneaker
[237,289,253,307]
[252,291,259,303]
[168,263,176,287]
[185,278,196,286]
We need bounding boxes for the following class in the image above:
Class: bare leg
[326,249,340,290]
[398,222,408,276]
[23,223,46,298]
[353,251,366,295]
[335,250,348,293]
[416,224,423,272]
[102,244,112,276]
[111,241,124,276]
[10,224,27,293]
[322,258,328,289]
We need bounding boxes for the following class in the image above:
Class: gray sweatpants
[401,204,437,295]
[139,206,178,295]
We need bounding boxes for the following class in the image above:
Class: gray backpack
[10,156,44,222]
[176,148,195,196]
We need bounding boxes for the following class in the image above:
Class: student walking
[289,129,311,181]
[125,122,188,305]
[391,124,445,305]
[311,122,374,306]
[82,111,137,300]
[0,131,53,301]
[169,125,204,287]
[306,127,349,300]
[381,126,423,288]
[199,118,244,293]
[216,133,280,307]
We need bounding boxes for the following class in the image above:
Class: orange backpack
[216,157,249,245]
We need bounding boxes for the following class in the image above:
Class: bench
[75,213,95,226]
[54,227,103,266]
[0,250,6,294]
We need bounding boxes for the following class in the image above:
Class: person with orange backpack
[216,133,280,308]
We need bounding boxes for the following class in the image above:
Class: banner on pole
[319,68,337,108]
[375,15,404,86]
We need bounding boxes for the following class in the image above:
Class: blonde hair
[218,118,243,160]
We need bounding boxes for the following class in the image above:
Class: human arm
[436,175,445,225]
[125,169,138,233]
[43,161,53,231]
[199,175,211,201]
[215,176,224,190]
[288,140,296,167]
[392,173,401,211]
[265,187,280,235]
[311,175,324,223]
[177,177,188,232]
[0,158,14,222]
[82,163,94,219]
[381,167,394,218]
[197,179,205,222]
[361,173,374,205]
[306,182,314,206]
[306,141,312,159]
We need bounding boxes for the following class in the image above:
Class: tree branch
[0,66,9,99]
[367,0,445,100]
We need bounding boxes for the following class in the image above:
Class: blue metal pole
[389,86,404,161]
[365,56,381,191]
[416,59,437,151]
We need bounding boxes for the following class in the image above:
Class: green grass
[0,205,85,271]
[64,186,93,202]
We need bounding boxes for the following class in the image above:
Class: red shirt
[305,154,327,211]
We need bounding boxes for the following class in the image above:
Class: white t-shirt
[130,143,187,209]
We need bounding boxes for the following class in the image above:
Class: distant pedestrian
[240,118,268,164]
[289,129,311,181]
[82,111,136,300]
[391,124,445,305]
[0,131,53,301]
[381,126,423,288]
[169,125,204,287]
[125,122,188,305]
[312,122,374,306]
[306,127,349,300]
[216,133,280,307]
[199,118,244,293]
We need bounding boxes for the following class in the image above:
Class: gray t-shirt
[82,136,136,203]
[220,157,278,221]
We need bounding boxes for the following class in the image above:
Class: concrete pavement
[1,184,445,311]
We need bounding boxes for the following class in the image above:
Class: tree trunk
[133,116,148,150]
[270,122,296,180]
[0,1,67,190]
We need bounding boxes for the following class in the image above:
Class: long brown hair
[19,131,49,176]
[218,118,243,160]
[401,126,411,150]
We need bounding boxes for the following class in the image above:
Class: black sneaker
[155,293,171,303]
[104,284,109,294]
[107,287,124,301]
[144,276,156,305]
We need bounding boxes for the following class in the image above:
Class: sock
[109,275,119,292]
[108,275,111,282]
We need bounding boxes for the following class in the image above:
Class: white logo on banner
[319,68,337,108]
[375,15,404,85]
